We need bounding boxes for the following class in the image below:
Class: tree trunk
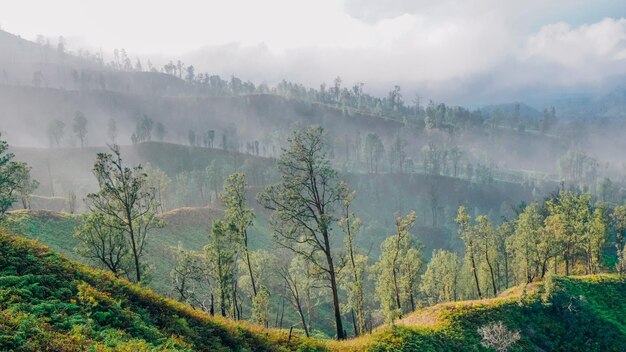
[470,252,482,298]
[327,255,345,340]
[243,230,257,297]
[485,251,498,296]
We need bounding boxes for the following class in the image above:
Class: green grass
[5,211,626,351]
[2,208,277,294]
[330,275,626,351]
[0,228,325,351]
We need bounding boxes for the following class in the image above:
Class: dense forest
[1,10,626,350]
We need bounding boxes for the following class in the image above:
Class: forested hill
[2,228,626,351]
[3,27,626,182]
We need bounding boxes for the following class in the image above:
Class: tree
[475,215,499,296]
[363,133,384,174]
[420,249,460,305]
[73,111,88,147]
[171,244,201,304]
[132,115,154,143]
[107,118,118,143]
[206,160,225,203]
[0,136,32,216]
[456,206,482,298]
[276,253,320,337]
[375,211,422,322]
[388,133,407,173]
[85,145,163,282]
[478,321,521,352]
[252,287,270,327]
[544,191,591,276]
[47,119,65,147]
[143,163,171,213]
[449,146,463,177]
[74,212,129,277]
[221,173,257,297]
[613,205,626,275]
[15,166,39,209]
[510,202,549,283]
[339,183,367,336]
[257,126,347,340]
[586,207,608,274]
[205,220,237,317]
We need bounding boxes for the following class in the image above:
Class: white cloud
[1,0,624,102]
[524,18,626,67]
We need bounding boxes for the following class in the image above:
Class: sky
[1,0,625,103]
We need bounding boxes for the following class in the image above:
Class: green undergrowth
[0,229,324,351]
[3,220,626,351]
[357,275,626,352]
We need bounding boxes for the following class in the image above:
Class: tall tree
[73,111,88,147]
[363,133,384,174]
[0,136,32,216]
[221,173,257,297]
[15,166,39,210]
[375,211,420,322]
[85,145,163,282]
[475,215,499,296]
[257,126,347,339]
[74,212,129,277]
[205,220,237,317]
[171,244,201,304]
[339,183,367,336]
[46,119,65,147]
[510,203,548,283]
[456,206,482,298]
[613,205,626,275]
[420,249,460,304]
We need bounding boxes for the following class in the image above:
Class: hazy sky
[2,0,625,102]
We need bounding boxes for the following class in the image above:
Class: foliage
[0,229,324,351]
[83,145,164,283]
[0,136,35,216]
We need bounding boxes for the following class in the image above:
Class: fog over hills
[2,1,626,348]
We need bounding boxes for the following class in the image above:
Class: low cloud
[183,16,626,104]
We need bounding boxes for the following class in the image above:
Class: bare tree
[478,321,521,352]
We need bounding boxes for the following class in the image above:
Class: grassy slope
[331,275,626,352]
[2,224,626,351]
[1,208,229,294]
[0,229,324,352]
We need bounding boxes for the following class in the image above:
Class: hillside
[331,275,626,351]
[1,207,269,295]
[0,228,321,351]
[2,227,626,351]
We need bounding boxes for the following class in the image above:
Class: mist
[1,0,626,345]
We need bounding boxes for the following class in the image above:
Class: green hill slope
[2,225,626,351]
[0,229,322,351]
[332,275,626,352]
[1,208,238,294]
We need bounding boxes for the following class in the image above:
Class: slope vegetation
[332,275,626,351]
[2,225,626,351]
[0,229,321,351]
